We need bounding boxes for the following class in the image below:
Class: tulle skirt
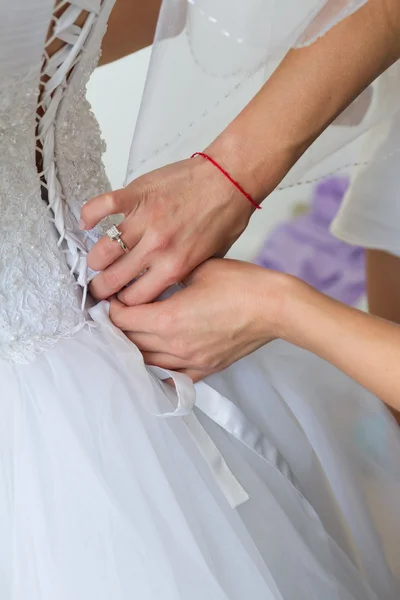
[0,303,399,600]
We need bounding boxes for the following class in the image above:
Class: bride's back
[0,1,114,363]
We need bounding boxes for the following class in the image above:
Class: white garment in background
[332,110,400,256]
[127,0,400,256]
[0,2,399,599]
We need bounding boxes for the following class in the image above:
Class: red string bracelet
[191,152,262,210]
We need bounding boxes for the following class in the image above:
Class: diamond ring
[105,225,129,253]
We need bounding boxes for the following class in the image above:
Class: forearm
[209,0,400,202]
[279,279,400,411]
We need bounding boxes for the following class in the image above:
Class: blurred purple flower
[254,177,365,305]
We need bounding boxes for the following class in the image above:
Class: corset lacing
[37,0,104,308]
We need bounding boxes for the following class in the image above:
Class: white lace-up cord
[37,2,101,309]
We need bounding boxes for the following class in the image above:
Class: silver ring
[106,225,129,253]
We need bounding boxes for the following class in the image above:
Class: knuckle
[103,190,128,215]
[87,242,114,270]
[134,180,163,218]
[98,240,116,261]
[196,351,210,369]
[107,192,123,213]
[140,177,162,202]
[146,229,170,254]
[163,258,186,285]
[117,286,138,306]
[195,350,216,371]
[102,269,124,293]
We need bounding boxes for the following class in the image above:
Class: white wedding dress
[0,1,400,599]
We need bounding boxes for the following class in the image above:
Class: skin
[80,0,400,415]
[99,0,165,66]
[367,250,400,325]
[109,260,283,382]
[85,158,253,304]
[82,0,400,307]
[95,0,400,344]
[109,259,400,414]
[366,249,400,423]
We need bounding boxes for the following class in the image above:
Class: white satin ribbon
[89,301,302,510]
[148,366,249,508]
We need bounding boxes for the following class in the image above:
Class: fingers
[140,352,189,371]
[87,218,143,273]
[117,265,177,306]
[90,246,148,300]
[110,299,212,382]
[180,369,207,383]
[109,298,158,333]
[124,333,163,353]
[80,187,135,231]
[110,299,191,369]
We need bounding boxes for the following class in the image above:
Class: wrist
[270,275,317,348]
[277,277,343,360]
[252,271,303,343]
[206,119,303,206]
[190,146,256,229]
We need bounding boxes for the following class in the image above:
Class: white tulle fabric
[1,1,400,599]
[1,309,400,600]
[126,0,400,190]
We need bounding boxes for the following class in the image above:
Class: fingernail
[79,219,87,230]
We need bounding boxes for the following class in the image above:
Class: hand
[109,259,289,381]
[82,156,255,306]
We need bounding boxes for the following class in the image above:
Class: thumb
[109,297,159,333]
[80,186,137,231]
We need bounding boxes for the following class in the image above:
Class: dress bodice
[0,0,115,362]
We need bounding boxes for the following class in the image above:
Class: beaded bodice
[0,1,115,363]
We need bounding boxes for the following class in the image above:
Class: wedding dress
[0,1,399,599]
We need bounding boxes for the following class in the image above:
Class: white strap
[90,301,310,511]
[147,366,197,417]
[195,382,294,480]
[148,366,249,508]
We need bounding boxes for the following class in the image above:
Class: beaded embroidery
[0,71,85,362]
[0,1,115,362]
